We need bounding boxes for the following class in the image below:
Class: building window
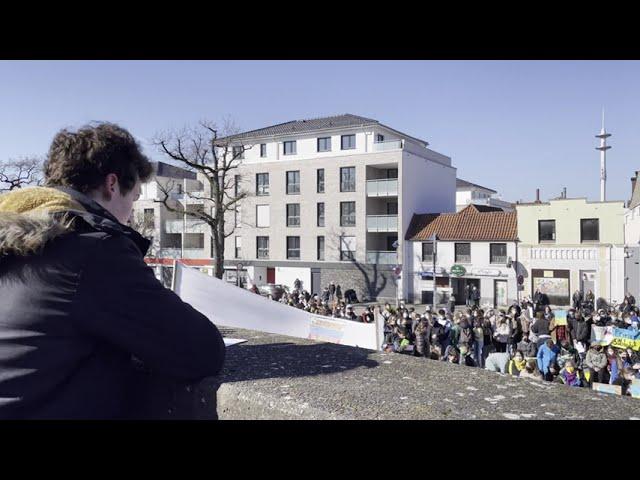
[340,201,356,227]
[235,206,241,228]
[287,236,300,259]
[341,134,356,150]
[375,134,385,142]
[286,171,300,194]
[283,141,297,155]
[235,236,242,259]
[386,168,398,179]
[232,146,244,160]
[340,166,356,192]
[455,243,471,263]
[286,203,300,227]
[340,236,356,261]
[257,236,269,259]
[234,175,241,197]
[317,168,325,193]
[260,144,267,157]
[317,202,325,227]
[317,236,325,261]
[317,137,331,152]
[580,218,599,242]
[490,243,507,264]
[256,173,269,196]
[538,220,556,242]
[422,242,434,262]
[256,204,270,228]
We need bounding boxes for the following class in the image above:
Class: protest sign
[591,326,614,346]
[630,379,640,399]
[553,309,567,326]
[610,328,640,351]
[173,262,381,350]
[592,382,622,396]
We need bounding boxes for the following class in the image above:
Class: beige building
[516,197,625,306]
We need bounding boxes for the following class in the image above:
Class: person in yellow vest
[506,350,527,376]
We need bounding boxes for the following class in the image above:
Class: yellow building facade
[516,198,625,306]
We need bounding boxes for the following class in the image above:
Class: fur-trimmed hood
[0,187,85,257]
[0,186,151,258]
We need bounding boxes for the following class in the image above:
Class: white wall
[625,206,640,245]
[400,152,456,299]
[275,266,311,292]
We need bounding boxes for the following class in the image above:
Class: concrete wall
[400,151,456,300]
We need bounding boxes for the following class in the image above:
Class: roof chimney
[632,174,638,197]
[536,188,540,203]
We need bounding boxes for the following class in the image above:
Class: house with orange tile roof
[405,204,519,307]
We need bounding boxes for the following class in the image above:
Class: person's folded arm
[72,235,226,381]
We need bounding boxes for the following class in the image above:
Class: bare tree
[152,120,252,279]
[0,157,44,192]
[326,228,389,302]
[128,209,160,257]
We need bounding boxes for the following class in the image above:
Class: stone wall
[319,264,396,302]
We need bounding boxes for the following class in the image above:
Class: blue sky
[1,60,639,203]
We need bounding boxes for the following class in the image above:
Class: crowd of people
[261,278,640,397]
[380,290,640,396]
[262,280,374,322]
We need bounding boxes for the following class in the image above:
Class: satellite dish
[392,240,399,249]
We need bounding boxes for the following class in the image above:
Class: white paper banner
[173,262,382,350]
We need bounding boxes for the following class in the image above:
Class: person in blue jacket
[537,339,560,381]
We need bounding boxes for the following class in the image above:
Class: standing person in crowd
[537,339,560,382]
[414,318,431,358]
[472,318,485,368]
[606,346,622,385]
[493,314,511,353]
[572,290,583,309]
[360,306,374,323]
[329,282,336,302]
[585,290,595,309]
[465,284,472,307]
[549,312,571,346]
[449,293,456,314]
[471,285,481,308]
[335,284,342,302]
[294,278,302,291]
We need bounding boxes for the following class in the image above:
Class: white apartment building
[222,114,456,302]
[456,178,513,212]
[405,205,518,307]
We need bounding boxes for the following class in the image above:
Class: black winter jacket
[0,186,226,419]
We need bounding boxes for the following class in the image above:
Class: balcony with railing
[165,218,210,234]
[366,215,398,233]
[366,178,398,197]
[366,251,397,265]
[372,139,403,152]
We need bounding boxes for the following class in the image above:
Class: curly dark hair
[43,122,153,194]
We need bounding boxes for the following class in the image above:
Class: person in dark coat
[0,123,226,419]
[571,290,582,309]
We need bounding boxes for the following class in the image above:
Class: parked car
[257,284,289,301]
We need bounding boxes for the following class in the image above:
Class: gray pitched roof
[456,178,497,194]
[221,114,428,145]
